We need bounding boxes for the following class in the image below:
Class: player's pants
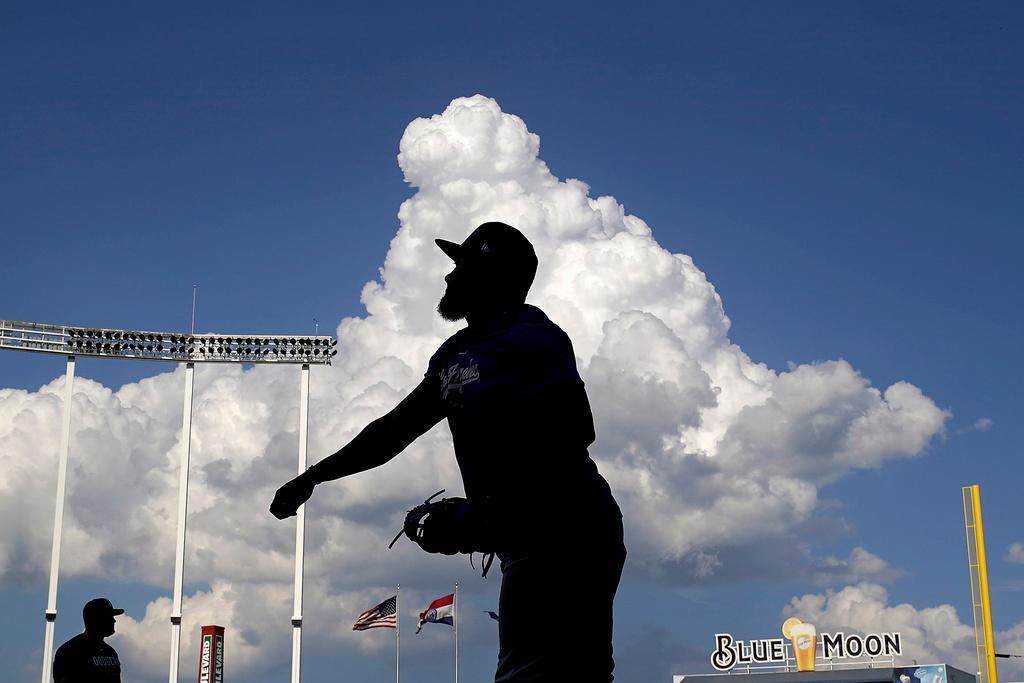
[494,517,626,682]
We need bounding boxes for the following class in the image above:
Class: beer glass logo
[783,618,817,672]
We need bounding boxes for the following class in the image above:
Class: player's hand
[270,472,316,519]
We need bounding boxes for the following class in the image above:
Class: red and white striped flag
[353,595,397,631]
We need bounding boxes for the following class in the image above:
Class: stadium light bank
[0,318,336,683]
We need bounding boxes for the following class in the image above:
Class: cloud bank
[0,95,950,680]
[786,583,1024,677]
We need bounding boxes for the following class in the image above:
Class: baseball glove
[388,490,496,577]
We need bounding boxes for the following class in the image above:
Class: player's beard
[437,274,490,322]
[437,286,469,321]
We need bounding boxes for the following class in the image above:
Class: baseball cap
[435,221,539,295]
[83,598,124,623]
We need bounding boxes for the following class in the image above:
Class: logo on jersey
[440,357,480,400]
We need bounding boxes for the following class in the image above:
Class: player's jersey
[53,633,121,682]
[424,304,620,550]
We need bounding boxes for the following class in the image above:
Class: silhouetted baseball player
[52,597,124,683]
[272,221,625,682]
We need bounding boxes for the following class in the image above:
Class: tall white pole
[454,582,459,683]
[396,584,401,683]
[168,362,195,683]
[291,364,310,683]
[40,356,75,683]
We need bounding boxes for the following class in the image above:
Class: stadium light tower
[0,319,335,683]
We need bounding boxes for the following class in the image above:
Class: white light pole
[0,320,335,683]
[39,355,75,683]
[291,363,310,683]
[167,361,195,683]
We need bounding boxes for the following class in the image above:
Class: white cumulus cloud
[0,95,950,680]
[1008,542,1024,564]
[957,418,994,435]
[785,583,1024,677]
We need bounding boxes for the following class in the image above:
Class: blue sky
[1,3,1022,682]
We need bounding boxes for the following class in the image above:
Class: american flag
[352,595,397,631]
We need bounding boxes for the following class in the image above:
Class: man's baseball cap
[83,598,124,622]
[435,221,539,295]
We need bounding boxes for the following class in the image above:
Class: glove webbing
[387,489,496,578]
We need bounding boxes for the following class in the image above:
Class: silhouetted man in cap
[53,597,124,682]
[272,221,625,682]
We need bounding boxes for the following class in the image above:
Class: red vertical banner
[197,625,225,683]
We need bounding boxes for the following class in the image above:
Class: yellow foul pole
[963,484,998,683]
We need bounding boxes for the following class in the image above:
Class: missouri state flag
[416,593,454,634]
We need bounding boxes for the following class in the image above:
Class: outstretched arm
[270,377,444,519]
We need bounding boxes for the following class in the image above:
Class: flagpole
[396,584,401,683]
[454,582,459,683]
